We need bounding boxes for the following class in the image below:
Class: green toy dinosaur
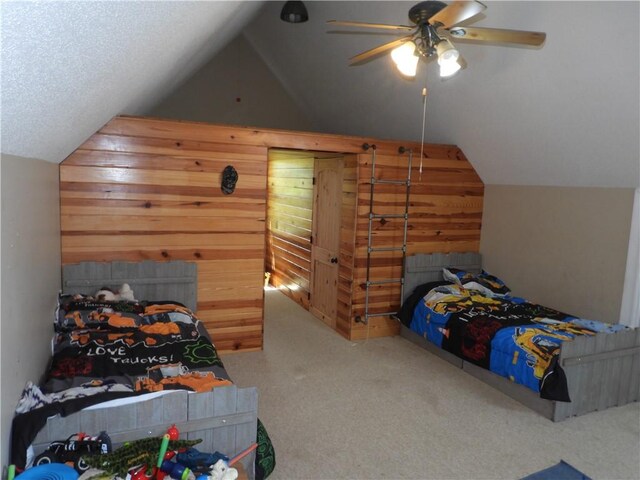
[83,436,202,478]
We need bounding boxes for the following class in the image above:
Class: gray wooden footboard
[402,252,640,421]
[32,386,258,478]
[555,328,640,421]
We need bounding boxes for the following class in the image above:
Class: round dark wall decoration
[221,165,238,195]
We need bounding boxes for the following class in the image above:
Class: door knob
[330,257,338,264]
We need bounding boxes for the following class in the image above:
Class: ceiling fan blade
[428,0,486,28]
[327,20,414,31]
[349,35,413,65]
[447,26,546,46]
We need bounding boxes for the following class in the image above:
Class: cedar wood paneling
[60,116,483,350]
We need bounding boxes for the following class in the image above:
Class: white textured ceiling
[245,1,640,187]
[1,1,638,188]
[1,0,263,163]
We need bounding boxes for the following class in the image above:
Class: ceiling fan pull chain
[419,86,428,181]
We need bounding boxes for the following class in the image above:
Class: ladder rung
[369,246,405,253]
[365,311,398,318]
[367,278,403,286]
[370,213,406,219]
[372,179,407,185]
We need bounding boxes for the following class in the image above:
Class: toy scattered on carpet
[11,463,80,479]
[82,433,201,478]
[198,442,258,480]
[33,431,112,474]
[169,447,236,480]
[19,424,256,480]
[149,426,256,480]
[205,460,238,480]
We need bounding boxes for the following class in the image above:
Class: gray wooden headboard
[403,252,482,303]
[62,261,198,311]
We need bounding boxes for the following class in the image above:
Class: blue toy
[176,448,228,472]
[14,463,79,480]
[160,459,196,480]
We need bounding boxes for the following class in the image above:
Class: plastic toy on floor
[33,431,111,474]
[201,459,238,480]
[176,448,228,472]
[83,435,201,478]
[159,460,196,480]
[196,443,257,480]
[11,463,79,480]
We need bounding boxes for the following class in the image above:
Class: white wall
[480,185,634,323]
[149,34,314,131]
[1,154,61,465]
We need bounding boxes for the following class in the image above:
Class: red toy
[167,425,180,441]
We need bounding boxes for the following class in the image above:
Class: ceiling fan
[328,0,546,78]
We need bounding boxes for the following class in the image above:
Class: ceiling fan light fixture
[438,59,461,77]
[436,39,461,77]
[391,41,419,77]
[280,1,309,23]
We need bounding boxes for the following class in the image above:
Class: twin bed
[398,252,640,421]
[11,261,273,479]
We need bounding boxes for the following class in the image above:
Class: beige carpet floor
[222,289,640,480]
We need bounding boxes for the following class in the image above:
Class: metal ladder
[360,145,412,325]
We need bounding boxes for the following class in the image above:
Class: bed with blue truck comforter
[398,252,640,421]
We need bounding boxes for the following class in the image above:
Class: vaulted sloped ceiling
[1,1,264,163]
[2,1,638,188]
[245,1,639,187]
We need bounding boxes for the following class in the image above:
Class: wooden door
[310,156,343,327]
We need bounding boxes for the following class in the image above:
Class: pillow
[442,268,511,296]
[442,267,475,285]
[56,294,144,331]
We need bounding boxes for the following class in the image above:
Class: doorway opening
[265,149,357,338]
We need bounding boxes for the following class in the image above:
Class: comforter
[46,297,230,393]
[402,276,627,401]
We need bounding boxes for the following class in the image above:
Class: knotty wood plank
[62,165,265,188]
[60,181,267,200]
[66,149,267,171]
[101,116,464,158]
[62,198,266,218]
[62,215,266,234]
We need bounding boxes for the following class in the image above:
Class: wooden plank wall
[60,116,482,347]
[60,124,268,353]
[350,149,483,340]
[265,150,314,307]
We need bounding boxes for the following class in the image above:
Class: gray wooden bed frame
[32,261,258,478]
[401,252,640,421]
